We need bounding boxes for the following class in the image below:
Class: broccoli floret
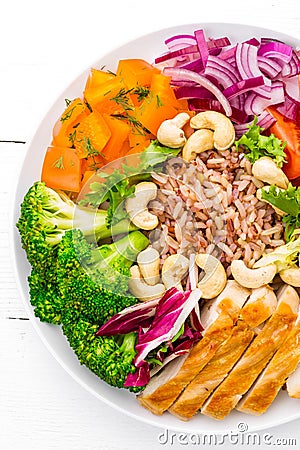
[57,228,149,325]
[16,181,134,269]
[58,227,149,391]
[28,268,62,324]
[16,181,135,324]
[61,315,138,389]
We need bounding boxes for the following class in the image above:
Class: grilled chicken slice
[287,364,300,398]
[138,281,249,415]
[169,320,254,420]
[200,280,250,329]
[240,285,277,328]
[201,284,299,420]
[237,304,300,414]
[168,285,276,420]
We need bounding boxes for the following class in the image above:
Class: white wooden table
[1,1,300,449]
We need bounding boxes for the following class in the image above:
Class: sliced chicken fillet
[138,311,233,415]
[138,281,249,415]
[237,303,300,415]
[169,285,276,420]
[169,320,254,420]
[240,285,277,328]
[287,364,300,398]
[201,284,299,420]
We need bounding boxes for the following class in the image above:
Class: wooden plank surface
[1,0,300,449]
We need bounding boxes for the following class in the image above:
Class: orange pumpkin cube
[74,111,111,159]
[52,98,89,147]
[117,59,160,88]
[41,146,82,192]
[102,114,131,161]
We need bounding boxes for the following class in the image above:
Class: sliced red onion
[165,34,196,51]
[284,75,300,105]
[239,80,284,116]
[188,98,248,124]
[281,49,300,78]
[207,36,231,51]
[258,41,293,64]
[175,86,214,99]
[180,58,204,73]
[244,37,260,47]
[223,76,265,99]
[154,44,199,65]
[234,110,277,136]
[235,43,271,99]
[218,45,237,66]
[276,95,300,122]
[157,30,299,132]
[257,55,283,79]
[163,66,232,116]
[194,29,209,69]
[205,55,239,88]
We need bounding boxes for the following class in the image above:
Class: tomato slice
[267,106,300,180]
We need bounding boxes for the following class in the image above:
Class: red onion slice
[234,110,276,136]
[236,43,271,99]
[223,76,265,99]
[205,55,239,88]
[195,29,209,68]
[257,55,283,78]
[163,66,232,116]
[258,41,293,64]
[165,34,196,51]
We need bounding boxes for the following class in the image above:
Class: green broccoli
[16,181,136,324]
[62,315,138,389]
[28,268,62,324]
[57,228,149,325]
[16,181,135,269]
[58,229,149,390]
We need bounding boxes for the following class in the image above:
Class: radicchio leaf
[124,360,150,387]
[134,288,202,367]
[96,298,159,336]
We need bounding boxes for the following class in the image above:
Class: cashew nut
[231,260,277,289]
[190,111,235,151]
[256,186,286,216]
[279,266,300,287]
[195,253,227,299]
[128,265,165,301]
[156,112,190,148]
[137,247,160,286]
[161,254,189,291]
[252,157,289,189]
[125,181,158,230]
[182,129,214,162]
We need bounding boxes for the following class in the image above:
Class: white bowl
[11,22,300,434]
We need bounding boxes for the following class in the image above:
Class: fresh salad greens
[235,116,287,167]
[254,229,300,272]
[97,287,202,387]
[79,140,182,226]
[261,184,300,241]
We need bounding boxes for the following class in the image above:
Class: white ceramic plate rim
[10,22,300,434]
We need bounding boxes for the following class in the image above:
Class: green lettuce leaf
[261,184,300,241]
[235,116,287,167]
[253,229,300,272]
[79,140,181,225]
